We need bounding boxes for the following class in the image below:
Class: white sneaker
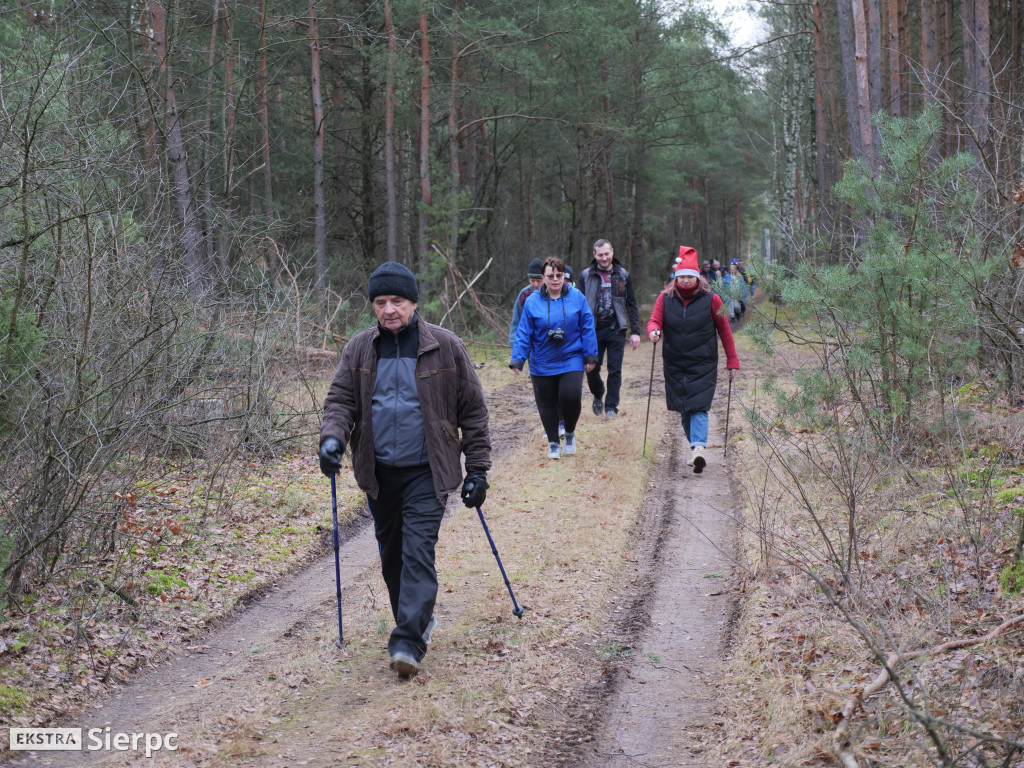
[692,445,706,474]
[686,447,695,467]
[548,442,561,460]
[559,421,566,439]
[563,432,576,455]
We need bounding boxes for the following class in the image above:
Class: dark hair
[541,257,565,275]
[592,239,612,252]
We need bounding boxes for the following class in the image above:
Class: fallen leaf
[1012,242,1024,269]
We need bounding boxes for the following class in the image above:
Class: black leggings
[531,371,584,443]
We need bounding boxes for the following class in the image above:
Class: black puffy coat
[661,288,718,414]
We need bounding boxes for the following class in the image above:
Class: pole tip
[513,607,525,618]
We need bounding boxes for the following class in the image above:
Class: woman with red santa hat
[646,246,740,473]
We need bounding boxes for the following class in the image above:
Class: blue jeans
[681,411,708,448]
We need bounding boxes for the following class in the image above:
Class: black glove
[461,469,488,508]
[319,436,343,477]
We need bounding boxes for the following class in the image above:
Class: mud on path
[7,333,746,768]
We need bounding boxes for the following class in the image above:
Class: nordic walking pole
[723,374,733,458]
[330,474,344,647]
[475,505,525,617]
[642,335,658,457]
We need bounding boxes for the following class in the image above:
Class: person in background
[510,257,598,460]
[738,258,755,298]
[318,262,492,678]
[647,246,739,474]
[700,260,716,283]
[578,239,642,419]
[724,261,748,321]
[509,258,544,348]
[511,257,566,440]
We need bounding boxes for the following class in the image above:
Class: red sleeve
[647,292,666,335]
[710,294,740,369]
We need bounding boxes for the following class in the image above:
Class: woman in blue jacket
[510,257,598,459]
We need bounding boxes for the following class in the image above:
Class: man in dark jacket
[578,239,642,419]
[318,262,492,677]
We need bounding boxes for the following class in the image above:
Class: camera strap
[546,293,566,331]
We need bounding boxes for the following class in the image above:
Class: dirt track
[7,325,746,768]
[571,371,740,767]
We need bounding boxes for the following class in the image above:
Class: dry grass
[713,303,1024,767]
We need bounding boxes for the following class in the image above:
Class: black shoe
[390,651,419,677]
[592,398,604,416]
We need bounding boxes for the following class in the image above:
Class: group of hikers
[317,241,743,678]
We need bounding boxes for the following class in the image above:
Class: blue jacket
[510,284,598,375]
[723,272,748,300]
[508,284,535,348]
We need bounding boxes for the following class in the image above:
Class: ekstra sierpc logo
[9,727,178,757]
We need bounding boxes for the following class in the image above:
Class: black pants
[531,370,583,443]
[367,463,446,662]
[586,325,627,410]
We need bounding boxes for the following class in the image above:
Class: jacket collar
[587,257,622,273]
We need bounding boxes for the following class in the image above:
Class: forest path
[572,383,740,767]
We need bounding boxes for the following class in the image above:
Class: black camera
[547,328,565,344]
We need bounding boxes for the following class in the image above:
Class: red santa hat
[672,246,701,278]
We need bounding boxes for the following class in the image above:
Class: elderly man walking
[318,262,492,677]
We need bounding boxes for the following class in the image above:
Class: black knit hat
[368,262,419,302]
[526,258,544,279]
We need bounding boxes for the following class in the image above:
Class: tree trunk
[383,0,398,263]
[920,0,937,103]
[812,0,830,209]
[448,0,461,266]
[417,1,431,284]
[887,0,901,115]
[219,0,236,267]
[835,0,865,161]
[963,0,990,158]
[358,33,376,264]
[309,0,326,290]
[202,0,220,271]
[867,0,882,118]
[851,0,875,166]
[135,3,159,213]
[629,138,647,292]
[149,0,205,288]
[256,0,273,219]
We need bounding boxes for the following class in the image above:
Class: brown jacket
[320,318,491,501]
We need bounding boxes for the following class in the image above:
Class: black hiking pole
[330,474,344,647]
[723,375,733,458]
[642,338,657,457]
[475,505,525,617]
